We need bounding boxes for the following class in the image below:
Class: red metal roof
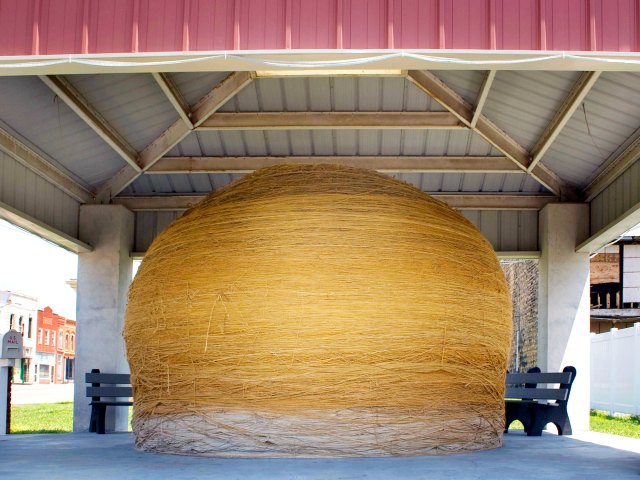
[0,0,638,56]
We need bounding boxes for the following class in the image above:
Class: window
[59,331,63,349]
[71,335,74,351]
[52,332,56,347]
[38,329,43,344]
[65,333,69,350]
[9,314,14,330]
[28,317,32,338]
[44,330,49,345]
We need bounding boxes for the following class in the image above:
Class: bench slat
[505,387,568,401]
[506,372,572,385]
[85,372,131,384]
[86,386,133,398]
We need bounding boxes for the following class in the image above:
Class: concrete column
[538,203,590,432]
[73,205,134,432]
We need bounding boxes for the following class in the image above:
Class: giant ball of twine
[124,163,512,457]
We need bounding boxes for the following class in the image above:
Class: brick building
[36,307,75,384]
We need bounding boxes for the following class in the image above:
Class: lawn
[11,402,73,434]
[590,410,640,439]
[10,402,132,434]
[9,403,640,439]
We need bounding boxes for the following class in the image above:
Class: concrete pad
[0,431,639,479]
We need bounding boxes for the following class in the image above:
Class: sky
[0,219,78,319]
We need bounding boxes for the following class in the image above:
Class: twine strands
[124,163,512,457]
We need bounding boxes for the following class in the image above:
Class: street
[10,383,74,405]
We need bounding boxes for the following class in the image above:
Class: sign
[1,330,23,359]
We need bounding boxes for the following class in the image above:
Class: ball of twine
[124,163,512,457]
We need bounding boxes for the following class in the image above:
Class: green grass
[11,402,73,434]
[11,402,132,434]
[590,410,640,439]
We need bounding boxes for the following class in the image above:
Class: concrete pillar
[538,203,590,432]
[73,205,133,432]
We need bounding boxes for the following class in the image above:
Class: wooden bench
[504,366,576,436]
[86,369,132,434]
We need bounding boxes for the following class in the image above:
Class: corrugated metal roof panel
[0,76,124,187]
[167,72,232,108]
[543,72,640,187]
[3,0,638,56]
[123,171,545,196]
[0,150,80,238]
[173,129,501,157]
[590,159,640,233]
[482,70,581,151]
[432,70,486,106]
[67,73,178,153]
[218,77,446,113]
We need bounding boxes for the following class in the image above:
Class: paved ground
[11,382,74,404]
[0,431,638,480]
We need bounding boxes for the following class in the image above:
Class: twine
[124,164,512,457]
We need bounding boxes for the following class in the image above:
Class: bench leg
[556,418,572,436]
[526,421,545,436]
[89,404,98,433]
[551,411,572,436]
[97,405,107,435]
[528,409,552,436]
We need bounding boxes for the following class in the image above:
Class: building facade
[0,290,37,384]
[36,307,76,384]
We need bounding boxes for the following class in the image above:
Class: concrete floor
[0,431,638,479]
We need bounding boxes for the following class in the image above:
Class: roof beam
[0,127,93,203]
[406,70,564,196]
[470,70,496,129]
[148,156,520,174]
[198,112,464,130]
[96,71,254,201]
[38,75,141,172]
[528,71,601,173]
[114,194,556,211]
[583,132,640,202]
[435,194,556,210]
[152,72,193,127]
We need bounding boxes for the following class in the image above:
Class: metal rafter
[148,155,520,174]
[406,70,565,197]
[38,75,141,172]
[0,126,93,203]
[528,71,601,173]
[114,194,556,211]
[152,72,193,128]
[470,70,496,129]
[96,71,254,201]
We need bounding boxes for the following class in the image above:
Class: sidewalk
[11,383,74,404]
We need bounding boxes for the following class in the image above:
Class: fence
[591,323,640,415]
